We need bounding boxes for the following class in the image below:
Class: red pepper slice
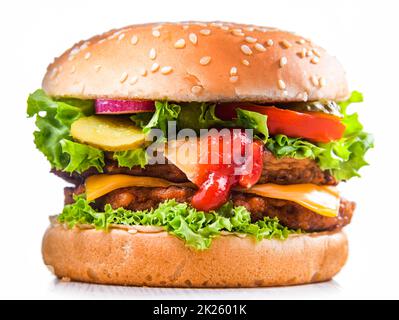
[216,104,345,143]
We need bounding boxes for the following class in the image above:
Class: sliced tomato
[216,104,345,143]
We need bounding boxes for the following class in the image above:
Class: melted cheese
[239,184,339,217]
[85,175,339,217]
[85,174,194,201]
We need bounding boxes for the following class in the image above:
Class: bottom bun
[42,224,348,287]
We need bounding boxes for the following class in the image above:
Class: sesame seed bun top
[42,22,349,102]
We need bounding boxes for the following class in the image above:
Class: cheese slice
[85,174,339,217]
[239,184,339,217]
[85,174,194,201]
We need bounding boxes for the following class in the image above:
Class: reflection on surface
[49,278,342,299]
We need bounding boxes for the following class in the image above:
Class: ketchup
[191,130,263,211]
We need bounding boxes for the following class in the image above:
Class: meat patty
[232,192,354,231]
[53,149,336,186]
[64,185,354,232]
[259,151,336,185]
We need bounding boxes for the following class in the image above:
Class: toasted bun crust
[42,224,348,287]
[43,22,348,102]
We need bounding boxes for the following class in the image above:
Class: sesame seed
[196,22,208,27]
[161,66,173,74]
[298,48,307,58]
[70,66,76,74]
[241,44,253,55]
[311,75,319,87]
[278,79,286,90]
[191,85,202,94]
[254,43,266,52]
[129,76,138,85]
[297,39,305,44]
[244,26,255,32]
[303,92,309,102]
[118,33,125,41]
[266,39,274,47]
[312,48,321,57]
[232,29,245,36]
[280,40,292,49]
[127,229,138,234]
[149,48,157,60]
[200,29,211,35]
[70,47,80,56]
[221,25,229,31]
[229,76,239,83]
[306,50,314,57]
[119,72,128,83]
[60,277,71,282]
[230,67,238,76]
[319,77,327,87]
[174,38,186,49]
[80,42,89,50]
[94,65,102,72]
[84,52,91,60]
[280,56,288,67]
[140,68,147,76]
[245,36,257,43]
[241,59,250,66]
[200,56,211,65]
[189,33,198,45]
[283,90,288,97]
[311,56,320,64]
[50,68,58,79]
[151,63,159,72]
[152,29,161,37]
[130,35,138,45]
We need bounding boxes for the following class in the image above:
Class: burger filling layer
[27,90,372,249]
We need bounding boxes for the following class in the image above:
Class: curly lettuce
[58,197,297,250]
[27,89,94,170]
[133,101,269,142]
[130,101,181,136]
[113,148,148,169]
[27,90,149,173]
[60,139,104,173]
[266,91,374,180]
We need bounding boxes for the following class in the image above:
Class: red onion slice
[95,99,155,114]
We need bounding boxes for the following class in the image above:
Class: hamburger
[27,22,373,287]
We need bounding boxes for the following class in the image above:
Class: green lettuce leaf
[113,148,149,169]
[235,108,269,142]
[266,91,373,180]
[267,134,323,159]
[60,139,105,173]
[130,101,181,136]
[317,91,374,180]
[136,101,269,141]
[58,197,297,250]
[27,89,95,170]
[177,102,229,132]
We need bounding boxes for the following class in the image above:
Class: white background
[0,0,398,299]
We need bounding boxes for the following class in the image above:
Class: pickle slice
[71,116,145,151]
[279,100,342,117]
